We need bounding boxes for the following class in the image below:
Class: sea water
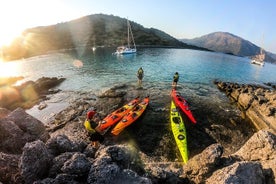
[2,47,275,93]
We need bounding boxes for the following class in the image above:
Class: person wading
[84,110,104,148]
[172,72,179,88]
[137,67,144,87]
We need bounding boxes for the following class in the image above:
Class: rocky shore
[215,80,276,134]
[0,78,275,183]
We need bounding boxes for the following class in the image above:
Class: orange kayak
[111,96,149,136]
[97,97,140,133]
[171,89,196,124]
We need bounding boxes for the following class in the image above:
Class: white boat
[251,48,265,66]
[115,20,136,55]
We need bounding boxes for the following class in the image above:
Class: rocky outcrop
[0,108,49,154]
[0,77,65,110]
[215,81,276,133]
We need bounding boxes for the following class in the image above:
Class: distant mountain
[181,32,276,64]
[2,14,206,61]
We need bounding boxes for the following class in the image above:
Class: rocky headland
[0,78,275,183]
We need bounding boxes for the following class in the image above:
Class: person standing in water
[137,67,144,87]
[172,72,179,88]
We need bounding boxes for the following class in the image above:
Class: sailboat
[251,47,265,66]
[115,20,136,55]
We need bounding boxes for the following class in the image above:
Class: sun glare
[0,60,20,77]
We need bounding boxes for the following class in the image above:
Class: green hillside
[2,14,206,61]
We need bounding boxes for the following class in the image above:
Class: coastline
[0,77,275,183]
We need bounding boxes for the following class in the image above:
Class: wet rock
[206,161,265,184]
[183,143,223,183]
[19,140,53,184]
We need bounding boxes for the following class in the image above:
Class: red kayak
[97,97,140,134]
[171,89,196,124]
[111,96,149,136]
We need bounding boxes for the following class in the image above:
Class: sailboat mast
[127,20,130,48]
[128,20,136,49]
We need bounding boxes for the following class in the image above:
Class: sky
[0,0,276,53]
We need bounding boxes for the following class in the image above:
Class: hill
[181,32,276,64]
[2,14,206,61]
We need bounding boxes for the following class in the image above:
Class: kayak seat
[173,117,180,124]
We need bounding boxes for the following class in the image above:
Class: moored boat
[111,96,149,135]
[114,19,136,55]
[171,89,196,124]
[170,100,188,163]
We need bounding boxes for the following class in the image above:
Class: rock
[7,108,49,142]
[0,152,23,183]
[0,108,49,154]
[0,107,10,119]
[19,140,53,184]
[33,174,80,184]
[46,134,83,156]
[61,152,91,176]
[87,144,147,184]
[33,77,65,94]
[48,152,75,178]
[113,169,152,184]
[215,81,276,133]
[183,143,223,183]
[206,161,265,184]
[231,130,276,183]
[0,119,26,154]
[0,77,65,110]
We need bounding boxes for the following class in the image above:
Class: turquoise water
[1,48,276,92]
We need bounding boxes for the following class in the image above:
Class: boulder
[61,153,91,176]
[183,143,223,183]
[231,130,276,183]
[19,140,53,184]
[7,108,49,142]
[46,134,83,156]
[206,161,265,184]
[0,119,26,153]
[0,152,22,184]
